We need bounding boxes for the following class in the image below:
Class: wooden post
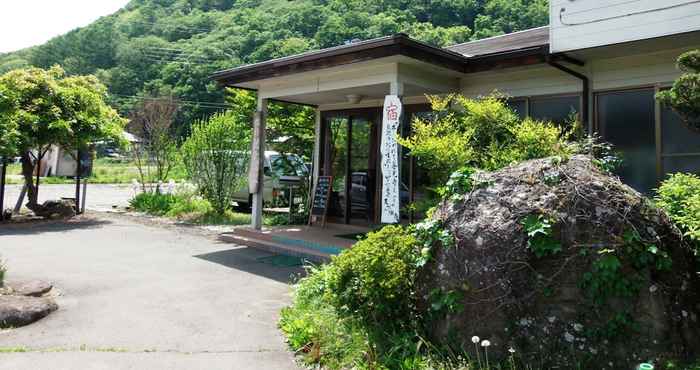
[0,160,6,221]
[75,150,82,214]
[250,96,268,230]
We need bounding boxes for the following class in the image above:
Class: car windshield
[270,155,308,177]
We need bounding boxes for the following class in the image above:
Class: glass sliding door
[325,116,349,219]
[596,89,657,193]
[321,109,379,224]
[349,117,376,222]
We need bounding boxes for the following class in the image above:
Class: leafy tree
[656,49,700,133]
[0,66,125,212]
[0,0,550,140]
[181,110,250,215]
[225,88,316,161]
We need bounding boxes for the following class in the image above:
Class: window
[596,89,657,193]
[529,95,580,125]
[660,104,700,178]
[506,99,527,119]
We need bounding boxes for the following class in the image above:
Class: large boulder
[416,155,700,369]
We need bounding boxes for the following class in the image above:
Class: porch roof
[211,31,558,89]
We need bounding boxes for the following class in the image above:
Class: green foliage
[399,94,572,184]
[128,190,253,225]
[521,214,561,258]
[181,110,250,215]
[0,0,549,136]
[0,257,6,287]
[130,192,181,216]
[325,225,419,331]
[656,49,700,132]
[414,219,455,267]
[0,66,125,154]
[428,288,464,317]
[656,173,700,248]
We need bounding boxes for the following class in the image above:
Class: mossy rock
[416,155,700,369]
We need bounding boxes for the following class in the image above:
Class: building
[212,0,700,231]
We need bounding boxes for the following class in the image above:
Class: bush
[398,94,572,184]
[324,225,419,331]
[129,192,179,215]
[182,111,250,215]
[656,173,700,248]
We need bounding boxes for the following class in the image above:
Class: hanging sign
[380,95,402,224]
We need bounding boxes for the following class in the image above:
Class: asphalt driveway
[0,214,303,370]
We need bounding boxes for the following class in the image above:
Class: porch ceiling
[244,56,461,107]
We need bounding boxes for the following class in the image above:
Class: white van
[232,151,309,209]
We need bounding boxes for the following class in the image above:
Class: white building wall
[550,0,700,53]
[460,46,698,99]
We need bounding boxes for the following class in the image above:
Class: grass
[128,192,294,226]
[5,158,189,185]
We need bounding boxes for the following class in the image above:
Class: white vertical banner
[381,95,402,224]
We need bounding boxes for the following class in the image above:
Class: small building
[212,1,700,232]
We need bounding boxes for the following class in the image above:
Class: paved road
[3,184,135,213]
[0,214,303,370]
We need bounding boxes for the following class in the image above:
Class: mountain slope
[0,0,548,133]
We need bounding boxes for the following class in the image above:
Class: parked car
[232,151,309,209]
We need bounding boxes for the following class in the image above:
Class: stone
[416,155,700,368]
[0,295,58,328]
[7,280,53,297]
[33,199,76,219]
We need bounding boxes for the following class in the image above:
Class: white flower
[573,323,583,332]
[649,285,658,293]
[481,340,491,347]
[564,332,575,343]
[471,336,480,344]
[508,347,516,354]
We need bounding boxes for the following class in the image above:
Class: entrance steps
[219,225,365,263]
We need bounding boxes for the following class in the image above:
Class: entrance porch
[212,35,465,231]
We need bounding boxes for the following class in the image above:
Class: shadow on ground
[0,217,113,236]
[195,247,307,284]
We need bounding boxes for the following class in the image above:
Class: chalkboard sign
[309,176,333,227]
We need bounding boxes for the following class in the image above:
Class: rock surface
[416,155,700,368]
[33,199,76,219]
[0,295,58,328]
[5,280,54,297]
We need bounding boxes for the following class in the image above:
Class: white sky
[0,0,130,53]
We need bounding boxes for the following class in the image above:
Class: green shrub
[324,225,419,331]
[181,111,250,215]
[398,94,572,184]
[0,257,6,287]
[129,192,179,215]
[656,173,700,248]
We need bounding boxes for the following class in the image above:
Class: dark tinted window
[661,105,700,155]
[530,95,580,125]
[597,89,657,193]
[506,99,527,119]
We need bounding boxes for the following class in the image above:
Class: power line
[110,94,231,110]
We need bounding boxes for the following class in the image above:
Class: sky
[0,0,130,53]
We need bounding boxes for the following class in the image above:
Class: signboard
[380,95,402,224]
[309,176,333,227]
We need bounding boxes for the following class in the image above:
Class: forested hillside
[0,0,548,134]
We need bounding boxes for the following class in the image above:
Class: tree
[181,111,250,215]
[656,49,700,133]
[127,96,180,192]
[0,66,125,213]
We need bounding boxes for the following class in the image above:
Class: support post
[75,150,82,214]
[250,96,268,230]
[0,160,6,221]
[379,81,404,224]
